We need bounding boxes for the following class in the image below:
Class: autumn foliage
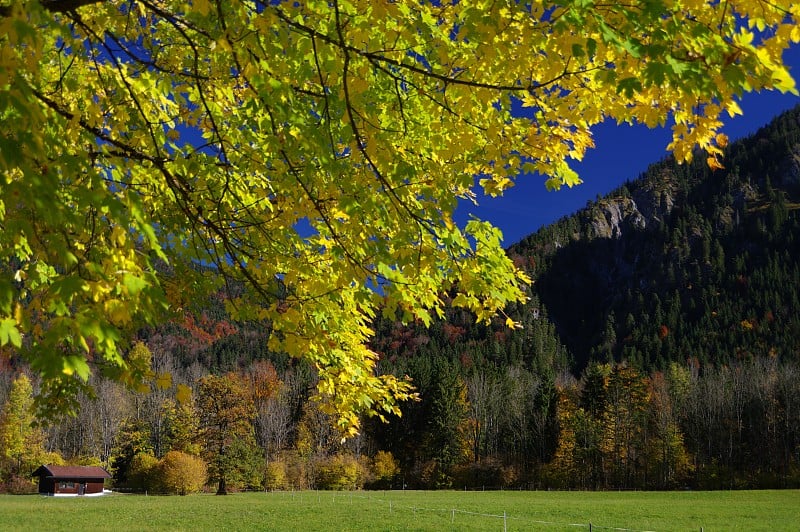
[1,0,798,435]
[159,451,208,496]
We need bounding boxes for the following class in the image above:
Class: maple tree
[1,0,798,436]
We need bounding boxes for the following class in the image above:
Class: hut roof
[33,465,111,479]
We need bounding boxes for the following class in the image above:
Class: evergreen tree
[422,360,469,487]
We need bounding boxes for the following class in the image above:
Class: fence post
[452,509,455,523]
[589,522,592,532]
[503,511,507,532]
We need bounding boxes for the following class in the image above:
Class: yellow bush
[314,454,363,490]
[264,461,288,491]
[369,451,399,488]
[158,451,207,496]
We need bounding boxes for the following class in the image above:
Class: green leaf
[666,55,688,77]
[586,38,597,58]
[0,318,22,348]
[123,273,148,296]
[645,63,668,85]
[0,279,13,314]
[599,20,619,45]
[63,355,91,381]
[621,38,644,59]
[617,77,643,98]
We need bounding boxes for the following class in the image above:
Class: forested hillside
[512,104,800,371]
[2,108,800,493]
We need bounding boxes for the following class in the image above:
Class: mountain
[509,104,800,372]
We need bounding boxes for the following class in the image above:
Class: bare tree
[465,370,500,462]
[255,391,293,460]
[94,378,133,465]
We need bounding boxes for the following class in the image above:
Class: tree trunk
[217,477,227,495]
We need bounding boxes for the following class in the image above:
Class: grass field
[0,490,798,531]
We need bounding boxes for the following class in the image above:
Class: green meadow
[0,490,797,531]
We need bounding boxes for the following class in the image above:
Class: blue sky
[456,45,800,246]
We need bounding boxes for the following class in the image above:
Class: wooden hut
[32,465,111,496]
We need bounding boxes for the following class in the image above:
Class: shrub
[368,451,399,489]
[41,452,66,467]
[264,460,288,491]
[4,475,37,494]
[451,458,507,489]
[418,460,452,489]
[356,455,372,489]
[314,454,363,490]
[73,456,103,467]
[128,452,160,492]
[280,451,311,490]
[159,451,207,495]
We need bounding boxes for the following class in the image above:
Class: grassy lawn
[0,490,797,531]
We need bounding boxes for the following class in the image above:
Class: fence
[273,490,659,531]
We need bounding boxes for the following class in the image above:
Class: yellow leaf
[156,372,173,390]
[707,156,724,171]
[176,384,193,405]
[193,0,211,16]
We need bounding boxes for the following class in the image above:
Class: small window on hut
[59,481,75,489]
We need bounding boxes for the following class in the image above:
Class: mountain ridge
[509,104,800,371]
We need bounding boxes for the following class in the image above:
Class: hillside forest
[2,106,800,494]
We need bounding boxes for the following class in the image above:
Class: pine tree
[423,360,469,487]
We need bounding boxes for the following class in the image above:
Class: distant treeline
[1,328,798,491]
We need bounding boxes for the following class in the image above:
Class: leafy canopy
[0,0,797,435]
